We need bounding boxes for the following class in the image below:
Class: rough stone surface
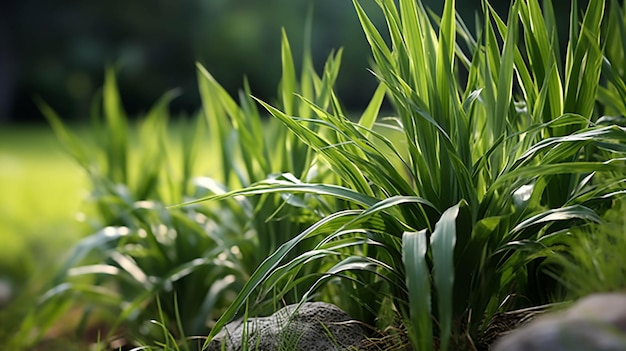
[207,301,364,351]
[493,293,626,351]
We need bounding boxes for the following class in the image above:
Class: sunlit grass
[9,1,626,350]
[0,121,218,279]
[16,58,327,349]
[0,122,219,349]
[0,125,88,346]
[0,126,87,283]
[200,1,626,350]
[552,198,626,299]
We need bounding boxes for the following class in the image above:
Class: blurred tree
[1,0,594,124]
[0,0,17,122]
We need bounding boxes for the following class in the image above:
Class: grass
[0,125,88,346]
[0,126,86,289]
[0,121,218,349]
[12,42,333,348]
[200,0,626,350]
[8,0,626,350]
[552,198,626,299]
[0,126,86,269]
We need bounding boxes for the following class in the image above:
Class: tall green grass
[12,25,349,349]
[0,126,87,348]
[550,0,626,303]
[16,0,626,350]
[194,0,626,350]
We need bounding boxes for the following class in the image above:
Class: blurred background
[0,0,522,124]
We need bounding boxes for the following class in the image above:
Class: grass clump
[198,0,626,350]
[13,0,626,350]
[12,22,343,350]
[553,198,626,299]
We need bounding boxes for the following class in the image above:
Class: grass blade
[430,202,462,351]
[402,229,433,351]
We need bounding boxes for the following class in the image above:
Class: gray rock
[207,301,363,351]
[493,293,626,351]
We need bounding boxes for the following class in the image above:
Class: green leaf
[177,178,380,209]
[493,1,518,137]
[430,202,461,351]
[510,205,602,236]
[102,67,129,183]
[402,229,432,351]
[358,83,387,131]
[280,28,298,116]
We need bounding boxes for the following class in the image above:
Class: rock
[207,301,363,351]
[493,293,626,351]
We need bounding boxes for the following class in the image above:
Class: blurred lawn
[0,125,88,305]
[0,121,216,347]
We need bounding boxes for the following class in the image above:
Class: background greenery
[1,0,571,123]
[0,126,87,345]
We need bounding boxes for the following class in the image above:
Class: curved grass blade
[176,178,381,209]
[510,204,602,236]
